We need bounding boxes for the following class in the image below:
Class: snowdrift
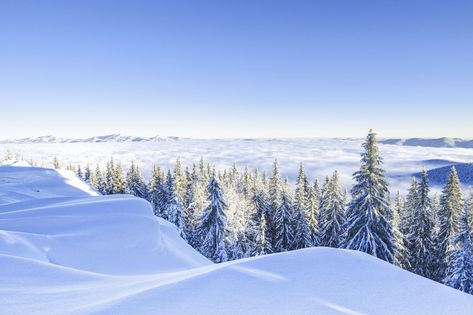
[1,166,473,314]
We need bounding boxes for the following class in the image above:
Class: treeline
[54,131,473,295]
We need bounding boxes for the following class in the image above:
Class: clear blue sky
[1,0,472,139]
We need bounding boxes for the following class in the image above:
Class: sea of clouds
[2,138,473,193]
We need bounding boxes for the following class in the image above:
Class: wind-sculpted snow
[1,166,473,314]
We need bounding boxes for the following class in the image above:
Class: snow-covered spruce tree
[273,189,294,253]
[317,171,346,248]
[147,165,163,216]
[435,167,464,282]
[195,175,230,263]
[249,190,273,256]
[393,191,407,268]
[309,179,321,245]
[224,169,251,260]
[76,165,83,179]
[112,162,126,194]
[83,164,92,183]
[53,156,61,169]
[290,163,313,250]
[444,204,473,295]
[399,178,418,238]
[164,170,186,239]
[343,130,395,263]
[174,157,186,203]
[93,165,106,194]
[183,167,197,246]
[405,171,436,278]
[268,159,283,246]
[126,161,147,199]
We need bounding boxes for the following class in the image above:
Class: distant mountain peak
[0,134,183,144]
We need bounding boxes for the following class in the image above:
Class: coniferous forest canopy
[17,130,473,296]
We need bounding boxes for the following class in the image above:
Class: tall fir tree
[435,167,464,281]
[165,170,186,239]
[393,191,407,268]
[444,204,473,295]
[147,165,161,215]
[273,191,294,252]
[344,130,395,263]
[405,171,436,278]
[174,157,186,203]
[268,160,283,245]
[196,175,230,263]
[309,179,321,245]
[317,171,346,248]
[83,164,92,183]
[126,161,147,198]
[291,163,313,249]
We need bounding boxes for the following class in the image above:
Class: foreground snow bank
[1,166,472,315]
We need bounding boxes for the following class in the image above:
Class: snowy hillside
[1,166,473,314]
[380,137,473,148]
[414,163,473,186]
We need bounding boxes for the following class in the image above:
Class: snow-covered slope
[414,163,473,186]
[1,166,473,314]
[380,137,473,148]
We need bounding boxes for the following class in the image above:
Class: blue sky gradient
[1,0,472,138]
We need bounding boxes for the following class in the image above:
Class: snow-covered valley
[1,165,473,315]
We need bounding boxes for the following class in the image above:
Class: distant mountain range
[0,134,182,144]
[1,135,473,147]
[380,138,473,148]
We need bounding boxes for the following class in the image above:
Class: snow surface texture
[2,138,473,192]
[1,166,473,314]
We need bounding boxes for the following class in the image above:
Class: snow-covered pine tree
[94,165,106,194]
[273,189,294,252]
[249,189,273,256]
[291,163,313,250]
[164,170,186,239]
[83,164,92,183]
[104,158,115,194]
[444,204,473,295]
[317,171,346,248]
[147,165,163,216]
[393,191,407,268]
[435,167,464,281]
[309,179,321,245]
[183,167,198,246]
[126,161,147,198]
[76,165,83,179]
[344,130,395,263]
[268,160,282,245]
[405,171,436,278]
[53,156,61,169]
[112,162,126,194]
[174,157,186,203]
[399,178,418,237]
[241,167,252,199]
[195,175,230,263]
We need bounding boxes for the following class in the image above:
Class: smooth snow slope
[1,166,473,315]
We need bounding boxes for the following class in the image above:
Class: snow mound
[1,166,473,314]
